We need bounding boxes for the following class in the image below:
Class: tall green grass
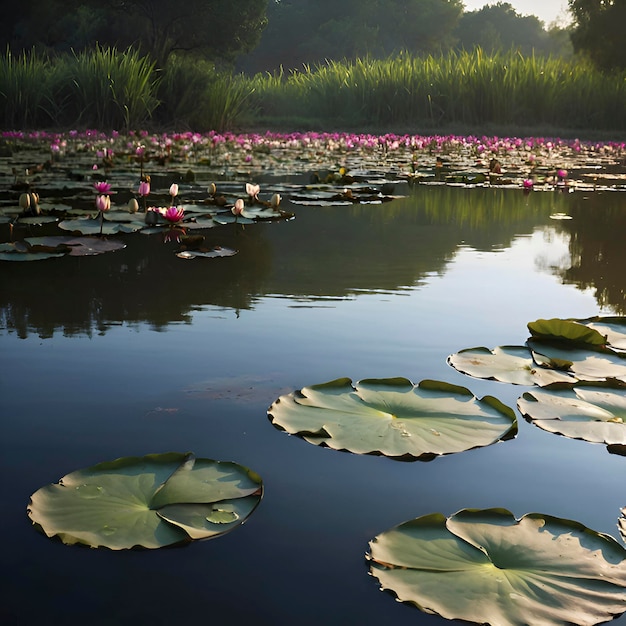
[55,46,159,129]
[0,47,624,133]
[251,49,626,132]
[0,49,56,128]
[156,55,258,131]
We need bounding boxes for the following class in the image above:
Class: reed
[0,47,624,133]
[0,49,55,128]
[251,49,626,132]
[55,46,159,129]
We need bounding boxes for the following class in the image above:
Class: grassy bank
[1,47,624,135]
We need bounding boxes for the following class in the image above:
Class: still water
[2,185,626,625]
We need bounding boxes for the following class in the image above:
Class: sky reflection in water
[2,186,626,626]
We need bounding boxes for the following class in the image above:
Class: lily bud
[128,198,139,213]
[232,198,245,216]
[138,181,150,196]
[95,195,111,212]
[29,192,40,215]
[169,183,179,197]
[270,193,281,209]
[208,183,217,196]
[19,193,30,210]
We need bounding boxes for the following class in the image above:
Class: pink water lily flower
[232,198,245,216]
[522,179,534,189]
[94,181,112,194]
[169,183,179,197]
[138,181,150,196]
[164,206,184,223]
[95,194,111,212]
[245,182,260,200]
[556,169,568,179]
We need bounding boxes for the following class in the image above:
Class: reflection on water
[3,185,626,626]
[2,186,624,338]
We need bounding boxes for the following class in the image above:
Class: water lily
[127,198,139,213]
[245,182,260,203]
[138,181,150,196]
[557,168,568,179]
[95,195,110,212]
[164,206,184,223]
[270,193,281,208]
[19,193,30,211]
[95,194,110,236]
[232,198,245,216]
[169,183,179,198]
[522,179,534,189]
[93,181,112,195]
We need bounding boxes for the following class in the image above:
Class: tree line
[0,0,623,73]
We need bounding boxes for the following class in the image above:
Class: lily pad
[528,339,626,382]
[528,318,608,348]
[24,236,126,256]
[367,508,626,626]
[58,217,144,235]
[268,378,516,460]
[0,241,65,261]
[517,385,626,445]
[447,345,575,386]
[581,316,626,351]
[27,452,263,550]
[176,246,238,259]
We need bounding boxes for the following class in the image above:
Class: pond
[2,137,626,624]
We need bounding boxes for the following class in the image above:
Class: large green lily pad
[447,345,575,386]
[517,385,626,445]
[27,452,263,550]
[367,508,626,626]
[528,318,608,348]
[268,378,517,460]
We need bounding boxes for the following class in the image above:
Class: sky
[462,1,572,26]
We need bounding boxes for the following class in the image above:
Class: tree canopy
[3,0,269,66]
[454,2,569,56]
[568,0,626,70]
[238,0,572,74]
[238,0,464,73]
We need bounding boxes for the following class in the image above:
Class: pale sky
[462,1,572,26]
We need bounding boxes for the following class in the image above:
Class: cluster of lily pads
[263,315,626,624]
[27,314,626,624]
[2,129,625,261]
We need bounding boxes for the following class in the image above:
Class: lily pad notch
[268,377,517,460]
[27,452,263,550]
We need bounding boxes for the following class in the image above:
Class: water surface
[2,186,626,625]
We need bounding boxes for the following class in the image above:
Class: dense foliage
[1,48,625,132]
[1,0,269,65]
[568,0,626,71]
[238,0,571,74]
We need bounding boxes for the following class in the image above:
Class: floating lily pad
[24,236,126,256]
[176,246,237,259]
[580,316,626,351]
[27,452,263,550]
[0,241,65,261]
[16,215,59,225]
[447,345,575,386]
[212,214,256,225]
[528,340,626,382]
[528,318,608,348]
[58,217,144,235]
[517,384,626,445]
[268,378,516,460]
[367,508,626,626]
